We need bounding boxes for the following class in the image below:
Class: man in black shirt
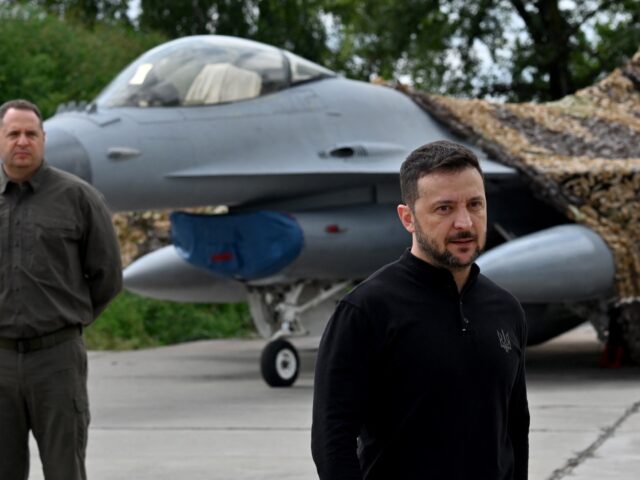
[311,140,529,479]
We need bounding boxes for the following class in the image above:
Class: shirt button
[463,318,469,324]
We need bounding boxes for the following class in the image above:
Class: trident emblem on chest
[497,329,512,353]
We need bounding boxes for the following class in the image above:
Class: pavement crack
[547,399,640,480]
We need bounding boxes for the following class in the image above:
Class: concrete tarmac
[27,324,640,479]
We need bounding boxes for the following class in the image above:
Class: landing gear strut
[249,281,351,387]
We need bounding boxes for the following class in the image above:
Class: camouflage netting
[113,210,172,268]
[403,50,640,359]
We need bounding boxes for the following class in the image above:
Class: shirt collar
[401,249,480,292]
[0,165,9,194]
[0,161,48,194]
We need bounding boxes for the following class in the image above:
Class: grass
[85,291,255,350]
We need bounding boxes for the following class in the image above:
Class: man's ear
[397,204,415,233]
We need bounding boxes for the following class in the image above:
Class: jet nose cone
[45,126,92,182]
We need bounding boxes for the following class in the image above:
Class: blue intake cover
[170,211,304,280]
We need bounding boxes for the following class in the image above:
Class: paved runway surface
[28,324,640,479]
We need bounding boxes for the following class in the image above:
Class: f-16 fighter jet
[42,35,640,386]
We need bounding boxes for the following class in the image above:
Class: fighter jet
[43,35,628,387]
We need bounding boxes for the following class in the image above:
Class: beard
[414,222,483,271]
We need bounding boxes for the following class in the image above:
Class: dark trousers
[0,336,90,480]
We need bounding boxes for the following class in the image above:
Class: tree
[3,0,132,26]
[322,1,457,88]
[6,1,637,105]
[461,0,640,100]
[325,0,640,101]
[138,0,330,63]
[0,4,165,117]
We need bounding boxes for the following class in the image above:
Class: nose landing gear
[250,281,351,387]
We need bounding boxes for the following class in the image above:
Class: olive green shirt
[0,162,122,339]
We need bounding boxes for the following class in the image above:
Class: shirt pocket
[28,215,83,275]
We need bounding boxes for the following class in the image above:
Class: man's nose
[453,208,473,229]
[16,134,29,145]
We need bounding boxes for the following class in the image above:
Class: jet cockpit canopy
[96,35,336,108]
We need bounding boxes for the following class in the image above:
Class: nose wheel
[260,339,300,387]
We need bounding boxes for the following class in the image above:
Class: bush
[0,5,166,118]
[85,291,255,350]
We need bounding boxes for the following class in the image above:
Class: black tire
[260,339,300,387]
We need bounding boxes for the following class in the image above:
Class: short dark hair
[0,99,43,127]
[400,140,483,207]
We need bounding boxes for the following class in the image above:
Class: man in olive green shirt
[0,99,122,480]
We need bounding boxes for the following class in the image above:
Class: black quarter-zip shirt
[312,250,529,480]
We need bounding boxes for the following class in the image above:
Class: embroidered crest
[497,329,512,353]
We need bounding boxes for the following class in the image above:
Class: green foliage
[323,0,454,85]
[453,0,640,100]
[139,0,331,65]
[0,3,165,118]
[2,1,639,108]
[9,0,132,25]
[252,0,329,63]
[85,291,255,350]
[321,0,640,101]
